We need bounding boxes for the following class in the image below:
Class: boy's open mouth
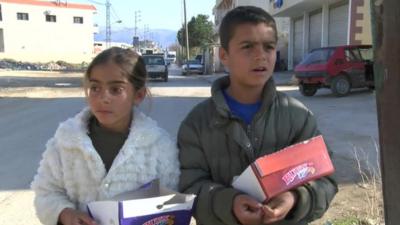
[252,67,267,72]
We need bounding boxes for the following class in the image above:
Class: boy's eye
[242,44,252,49]
[264,44,276,51]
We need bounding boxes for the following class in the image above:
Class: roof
[0,0,96,11]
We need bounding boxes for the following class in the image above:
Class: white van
[165,51,176,65]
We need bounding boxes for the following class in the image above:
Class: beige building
[0,0,96,63]
[268,0,372,69]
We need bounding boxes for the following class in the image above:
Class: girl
[31,47,180,225]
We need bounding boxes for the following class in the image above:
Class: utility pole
[143,24,149,48]
[105,0,111,48]
[371,0,400,224]
[133,10,141,49]
[134,10,141,38]
[183,0,190,61]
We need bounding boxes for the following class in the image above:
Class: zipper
[246,124,252,140]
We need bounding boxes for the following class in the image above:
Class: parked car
[294,45,374,97]
[142,54,168,82]
[182,60,204,75]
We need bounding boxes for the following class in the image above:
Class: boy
[178,6,337,225]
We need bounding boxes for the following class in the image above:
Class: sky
[72,0,216,31]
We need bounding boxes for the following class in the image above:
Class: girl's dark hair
[84,47,147,91]
[219,6,278,51]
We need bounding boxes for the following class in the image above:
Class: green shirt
[88,117,129,172]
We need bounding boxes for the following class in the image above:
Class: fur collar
[53,107,166,179]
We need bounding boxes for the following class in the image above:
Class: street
[0,65,379,224]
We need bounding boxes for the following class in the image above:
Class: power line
[85,0,122,47]
[111,5,121,22]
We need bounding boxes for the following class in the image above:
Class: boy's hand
[59,208,98,225]
[233,194,264,225]
[261,191,297,224]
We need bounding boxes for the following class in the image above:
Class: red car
[294,45,374,97]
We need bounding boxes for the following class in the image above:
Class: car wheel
[299,83,318,96]
[331,75,351,97]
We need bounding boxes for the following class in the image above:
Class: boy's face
[219,22,277,89]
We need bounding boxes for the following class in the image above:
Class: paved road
[0,66,379,224]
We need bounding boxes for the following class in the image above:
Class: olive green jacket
[178,76,337,225]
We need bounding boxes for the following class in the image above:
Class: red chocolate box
[232,135,334,202]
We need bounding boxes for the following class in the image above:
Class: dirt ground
[0,70,384,225]
[311,168,383,225]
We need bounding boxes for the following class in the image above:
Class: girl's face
[86,61,145,133]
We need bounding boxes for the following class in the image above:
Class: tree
[371,0,400,224]
[177,14,214,49]
[168,43,180,52]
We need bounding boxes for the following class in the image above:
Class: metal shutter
[328,2,349,46]
[309,10,322,51]
[293,18,304,66]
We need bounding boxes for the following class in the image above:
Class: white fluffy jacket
[31,108,180,225]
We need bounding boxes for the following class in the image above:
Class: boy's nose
[254,46,267,60]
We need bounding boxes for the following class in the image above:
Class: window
[0,4,2,21]
[45,15,56,22]
[345,49,362,62]
[73,16,83,24]
[359,48,373,61]
[143,56,165,65]
[300,48,334,65]
[17,12,29,21]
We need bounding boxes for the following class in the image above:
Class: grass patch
[329,217,365,225]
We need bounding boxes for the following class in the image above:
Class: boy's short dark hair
[219,6,278,51]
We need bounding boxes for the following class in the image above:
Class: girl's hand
[58,208,98,225]
[261,191,297,224]
[233,194,264,225]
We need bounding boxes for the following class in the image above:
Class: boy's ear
[219,47,229,66]
[133,87,146,105]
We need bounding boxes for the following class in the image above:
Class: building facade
[268,0,372,69]
[0,0,96,63]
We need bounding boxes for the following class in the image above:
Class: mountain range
[94,27,179,48]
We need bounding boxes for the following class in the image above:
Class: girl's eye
[89,85,100,93]
[110,86,124,95]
